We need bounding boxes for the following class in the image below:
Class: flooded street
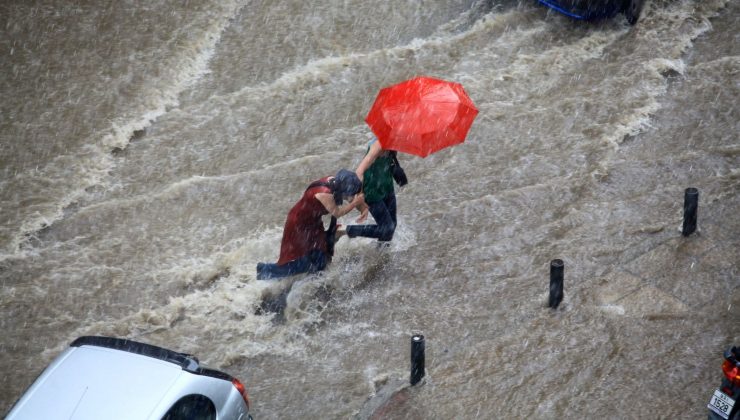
[1,0,738,418]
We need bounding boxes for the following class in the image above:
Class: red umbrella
[365,76,478,158]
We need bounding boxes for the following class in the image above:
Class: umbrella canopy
[365,76,479,158]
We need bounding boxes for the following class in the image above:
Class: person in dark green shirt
[343,139,398,242]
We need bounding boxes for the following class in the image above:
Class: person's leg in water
[386,190,397,237]
[256,250,328,280]
[346,190,396,242]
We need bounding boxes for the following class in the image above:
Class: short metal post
[410,334,425,385]
[682,188,699,236]
[549,259,564,309]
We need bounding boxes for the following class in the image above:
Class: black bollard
[682,188,699,236]
[410,334,425,386]
[549,259,564,309]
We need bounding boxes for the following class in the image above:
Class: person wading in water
[257,169,363,280]
[340,138,406,244]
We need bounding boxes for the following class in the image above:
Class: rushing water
[1,0,738,418]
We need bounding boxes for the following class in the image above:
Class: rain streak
[1,0,738,418]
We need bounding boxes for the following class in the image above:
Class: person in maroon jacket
[257,169,364,280]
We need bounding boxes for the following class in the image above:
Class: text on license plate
[708,389,736,419]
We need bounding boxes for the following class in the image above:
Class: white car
[7,336,252,420]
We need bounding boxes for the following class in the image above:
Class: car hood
[9,346,185,420]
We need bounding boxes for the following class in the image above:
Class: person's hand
[356,206,369,223]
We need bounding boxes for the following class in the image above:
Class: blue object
[334,168,362,201]
[537,0,625,21]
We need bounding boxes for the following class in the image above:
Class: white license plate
[708,389,736,419]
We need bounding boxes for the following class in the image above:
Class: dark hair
[332,169,362,204]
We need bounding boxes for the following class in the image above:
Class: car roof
[9,337,200,420]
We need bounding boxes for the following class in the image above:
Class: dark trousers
[256,250,328,280]
[347,190,396,241]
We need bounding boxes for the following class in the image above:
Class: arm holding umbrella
[352,140,385,223]
[356,140,385,182]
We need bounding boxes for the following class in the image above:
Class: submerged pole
[410,334,425,386]
[682,188,699,236]
[549,259,564,309]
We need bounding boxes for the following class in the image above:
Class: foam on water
[0,0,248,257]
[1,0,737,416]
